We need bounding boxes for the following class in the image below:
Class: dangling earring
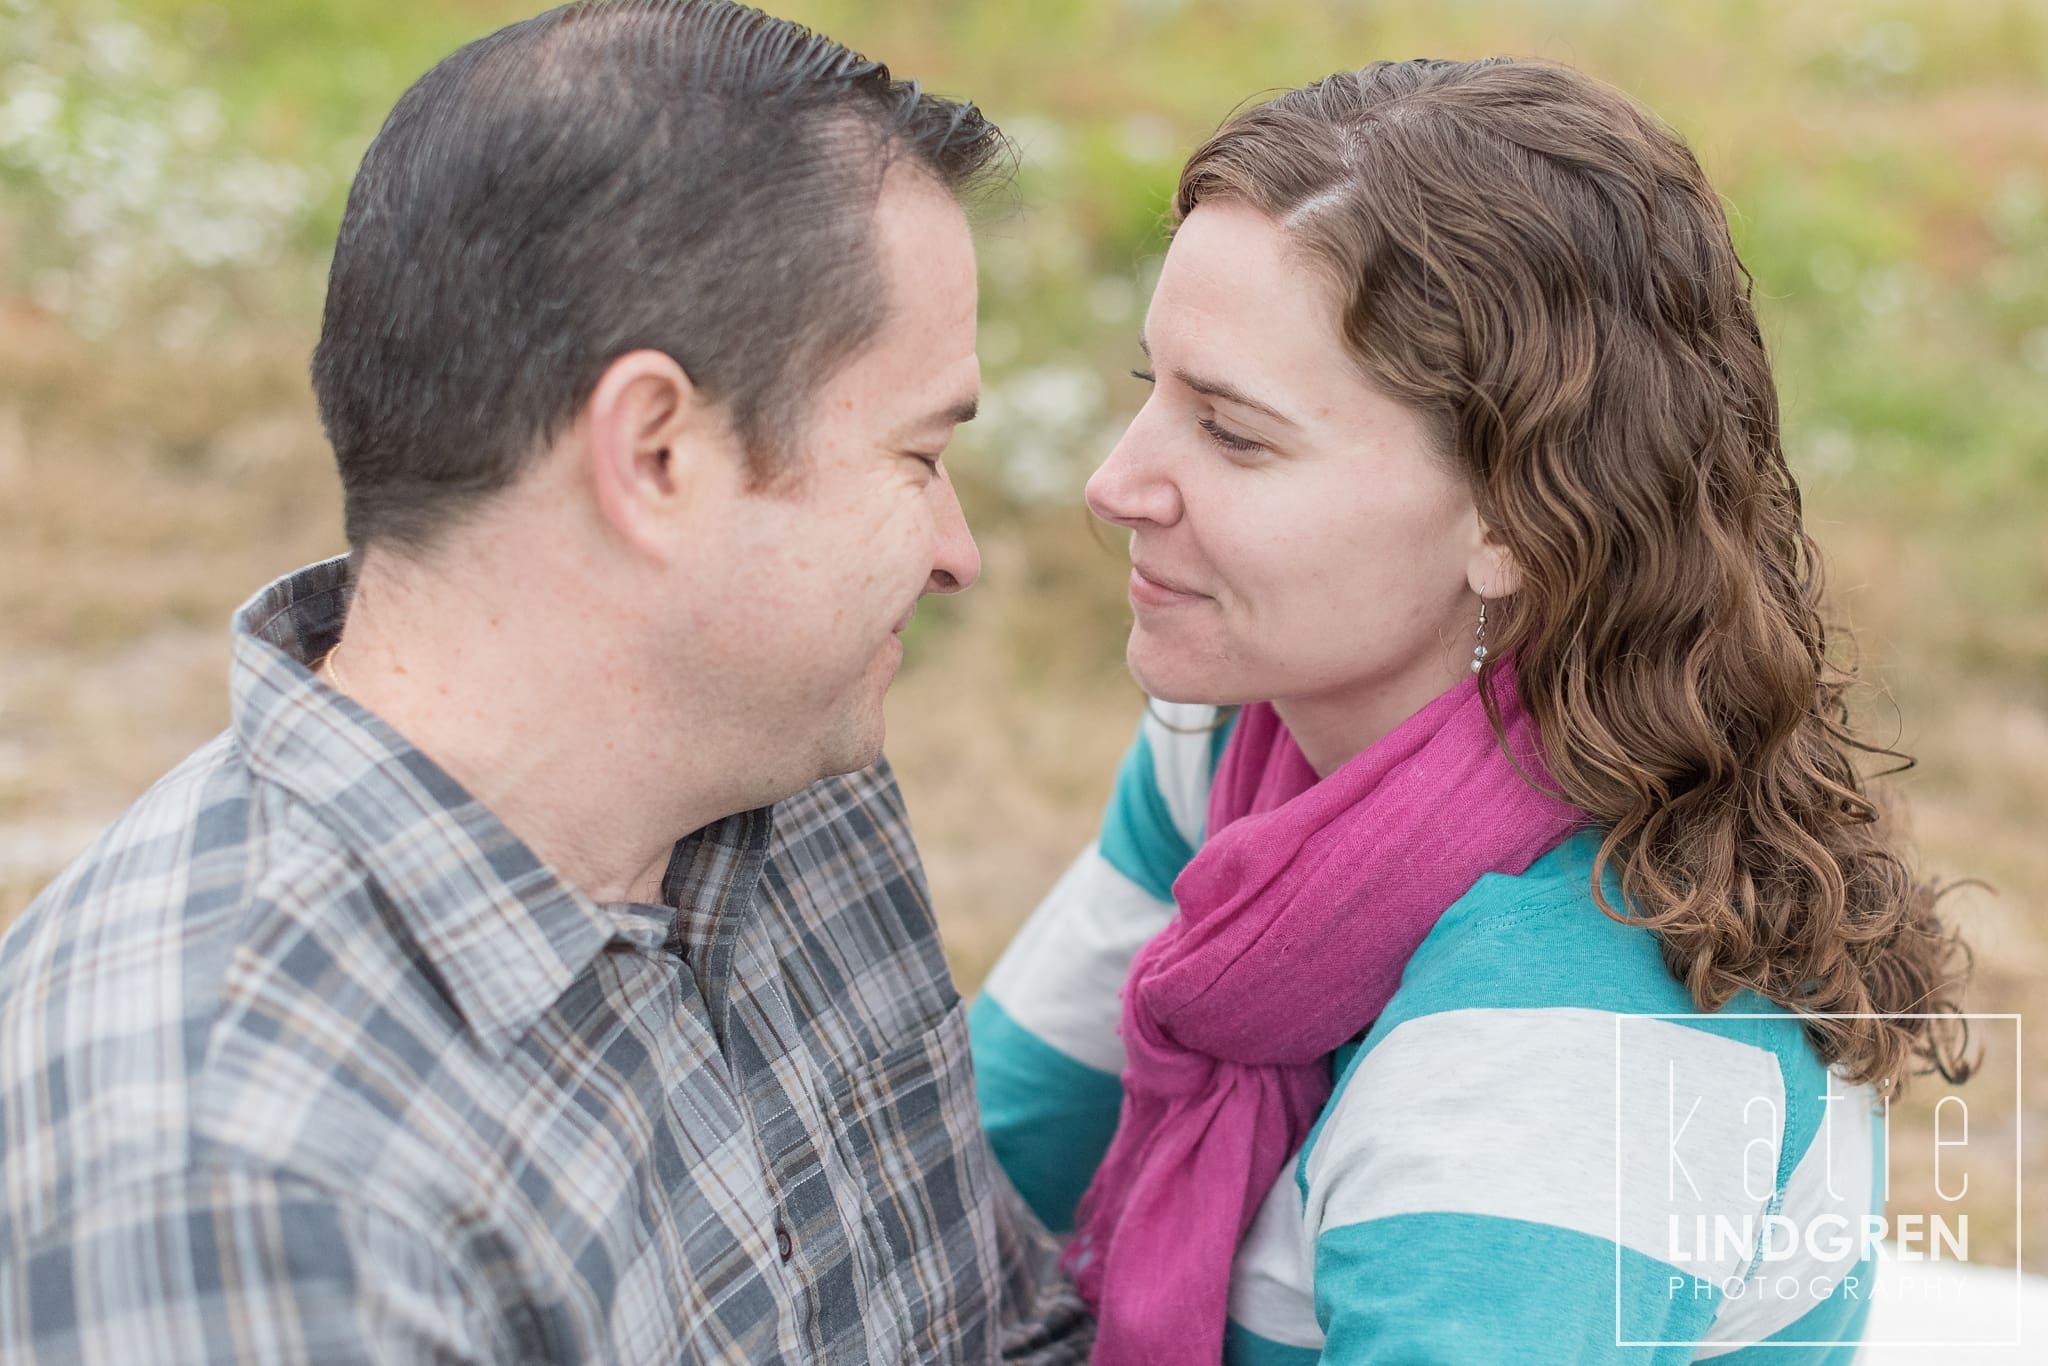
[1470,592,1489,674]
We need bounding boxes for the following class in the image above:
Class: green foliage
[2,0,2043,684]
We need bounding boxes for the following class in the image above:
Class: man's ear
[1468,519,1522,600]
[581,349,733,560]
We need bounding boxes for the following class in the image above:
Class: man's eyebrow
[1136,330,1295,428]
[896,394,978,443]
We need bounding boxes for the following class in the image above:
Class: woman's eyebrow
[1137,331,1297,428]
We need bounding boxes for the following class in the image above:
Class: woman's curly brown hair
[1176,56,1972,1092]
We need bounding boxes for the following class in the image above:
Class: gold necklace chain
[321,643,351,699]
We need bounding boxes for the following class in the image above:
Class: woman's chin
[1125,636,1248,707]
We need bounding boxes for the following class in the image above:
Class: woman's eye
[1197,416,1262,453]
[1131,369,1156,384]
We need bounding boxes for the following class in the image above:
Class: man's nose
[924,471,981,595]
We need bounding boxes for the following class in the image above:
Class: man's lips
[891,604,916,635]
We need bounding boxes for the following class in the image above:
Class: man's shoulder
[2,727,366,990]
[0,730,400,1247]
[5,729,266,995]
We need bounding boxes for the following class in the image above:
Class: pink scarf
[1066,669,1583,1363]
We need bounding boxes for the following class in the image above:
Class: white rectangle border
[1611,1012,2022,1350]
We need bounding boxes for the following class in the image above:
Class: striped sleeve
[1296,864,1882,1365]
[969,703,1231,1232]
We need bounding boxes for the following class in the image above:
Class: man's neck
[330,547,757,905]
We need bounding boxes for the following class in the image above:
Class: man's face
[686,167,983,785]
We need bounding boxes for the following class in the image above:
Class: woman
[969,58,1971,1364]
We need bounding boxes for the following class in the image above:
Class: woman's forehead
[1149,203,1395,430]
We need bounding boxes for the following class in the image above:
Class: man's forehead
[846,172,980,430]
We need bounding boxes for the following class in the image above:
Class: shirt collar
[227,556,730,1058]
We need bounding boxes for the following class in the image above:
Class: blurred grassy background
[2,0,2044,1268]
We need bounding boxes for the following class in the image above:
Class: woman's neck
[1270,653,1472,777]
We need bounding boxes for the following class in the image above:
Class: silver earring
[1471,595,1489,674]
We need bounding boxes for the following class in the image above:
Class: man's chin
[812,709,888,783]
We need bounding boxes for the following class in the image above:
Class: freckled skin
[677,168,983,784]
[1085,202,1506,774]
[321,169,983,904]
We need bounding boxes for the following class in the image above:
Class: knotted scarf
[1067,668,1584,1363]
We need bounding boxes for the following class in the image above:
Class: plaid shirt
[0,558,1090,1364]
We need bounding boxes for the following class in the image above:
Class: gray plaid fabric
[0,557,1090,1364]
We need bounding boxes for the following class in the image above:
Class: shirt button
[775,1225,794,1263]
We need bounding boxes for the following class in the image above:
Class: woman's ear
[1469,522,1522,600]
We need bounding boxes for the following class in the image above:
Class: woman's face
[1086,201,1503,756]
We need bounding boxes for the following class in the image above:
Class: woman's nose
[1085,415,1180,530]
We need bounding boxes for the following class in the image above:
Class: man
[0,1,1091,1360]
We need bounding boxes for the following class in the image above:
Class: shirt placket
[665,807,864,1361]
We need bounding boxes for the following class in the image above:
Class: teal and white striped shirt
[970,702,1879,1363]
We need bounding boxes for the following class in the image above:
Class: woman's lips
[1129,564,1208,609]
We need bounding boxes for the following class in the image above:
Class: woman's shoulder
[1130,699,1237,843]
[1099,701,1236,901]
[1389,828,1698,1015]
[1368,831,1836,1112]
[1384,828,1819,1061]
[1305,828,1850,1225]
[1295,830,1881,1358]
